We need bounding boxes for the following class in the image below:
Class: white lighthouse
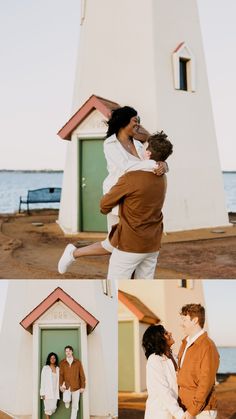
[0,280,117,419]
[58,0,228,234]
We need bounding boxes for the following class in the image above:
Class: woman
[40,352,60,419]
[58,106,167,274]
[142,325,184,419]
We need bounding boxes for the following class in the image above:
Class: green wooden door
[118,321,135,391]
[80,139,108,232]
[40,328,83,419]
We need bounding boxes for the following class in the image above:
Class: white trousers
[44,398,57,415]
[196,411,217,418]
[101,213,118,253]
[107,248,159,280]
[63,389,80,419]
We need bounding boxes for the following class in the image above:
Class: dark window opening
[180,279,187,288]
[179,58,189,91]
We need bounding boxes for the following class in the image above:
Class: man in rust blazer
[100,131,173,279]
[178,304,219,418]
[60,345,86,419]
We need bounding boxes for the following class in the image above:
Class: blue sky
[203,280,236,346]
[0,280,236,346]
[0,0,236,170]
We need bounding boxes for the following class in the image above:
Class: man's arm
[79,362,86,391]
[100,174,129,214]
[59,362,65,387]
[187,345,219,416]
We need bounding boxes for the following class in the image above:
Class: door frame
[39,327,82,419]
[77,133,105,232]
[32,302,89,419]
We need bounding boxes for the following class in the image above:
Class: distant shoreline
[0,169,63,173]
[0,169,235,174]
[217,372,236,382]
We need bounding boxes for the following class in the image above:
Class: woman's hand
[153,161,168,176]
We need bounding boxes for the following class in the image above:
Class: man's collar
[182,330,207,346]
[187,329,205,343]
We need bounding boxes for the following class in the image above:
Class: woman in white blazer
[142,325,185,419]
[40,352,60,418]
[58,106,167,274]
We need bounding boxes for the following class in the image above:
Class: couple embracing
[143,304,219,419]
[58,105,172,279]
[40,345,85,419]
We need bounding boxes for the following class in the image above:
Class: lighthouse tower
[59,0,228,234]
[0,280,117,419]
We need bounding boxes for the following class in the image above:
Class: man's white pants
[70,390,80,419]
[107,248,159,280]
[63,389,80,419]
[196,411,217,418]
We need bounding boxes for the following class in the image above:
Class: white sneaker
[58,244,76,274]
[65,402,70,408]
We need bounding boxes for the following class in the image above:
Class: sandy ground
[0,210,236,279]
[0,378,235,419]
[118,375,236,419]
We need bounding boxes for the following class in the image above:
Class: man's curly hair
[180,304,205,328]
[147,130,173,161]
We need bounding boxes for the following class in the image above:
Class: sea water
[218,347,236,374]
[0,171,63,213]
[0,171,235,214]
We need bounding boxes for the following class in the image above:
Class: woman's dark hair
[106,106,137,138]
[142,325,168,359]
[46,352,59,366]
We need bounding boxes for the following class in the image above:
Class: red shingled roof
[20,287,99,334]
[57,94,120,140]
[118,290,160,324]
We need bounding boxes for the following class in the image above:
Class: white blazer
[40,365,60,400]
[145,354,184,419]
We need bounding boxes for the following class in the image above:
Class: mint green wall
[118,321,135,391]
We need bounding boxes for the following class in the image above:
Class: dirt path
[118,376,236,419]
[0,210,235,279]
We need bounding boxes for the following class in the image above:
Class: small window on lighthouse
[173,42,196,92]
[177,279,194,289]
[179,279,187,288]
[179,58,188,90]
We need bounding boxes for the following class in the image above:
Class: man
[59,345,86,419]
[178,304,219,418]
[100,131,173,279]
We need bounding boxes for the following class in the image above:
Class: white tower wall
[64,0,228,232]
